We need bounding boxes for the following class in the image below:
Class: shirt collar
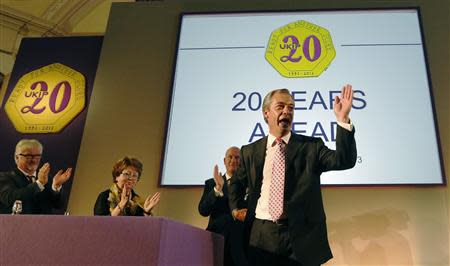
[225,173,232,181]
[17,167,36,178]
[267,131,291,148]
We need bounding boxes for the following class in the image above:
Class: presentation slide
[160,8,444,186]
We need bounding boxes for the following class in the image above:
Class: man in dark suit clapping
[199,146,248,266]
[0,139,72,214]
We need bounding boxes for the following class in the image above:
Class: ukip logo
[265,20,336,78]
[4,63,86,133]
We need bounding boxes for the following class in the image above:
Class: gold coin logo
[265,20,336,78]
[5,63,86,133]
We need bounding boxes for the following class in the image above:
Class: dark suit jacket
[198,176,235,235]
[229,126,357,266]
[0,169,62,214]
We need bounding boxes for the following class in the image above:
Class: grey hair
[15,139,43,155]
[225,146,240,157]
[262,88,292,123]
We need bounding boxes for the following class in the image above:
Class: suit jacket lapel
[14,168,31,186]
[222,175,228,196]
[252,137,267,187]
[286,134,300,170]
[285,133,307,181]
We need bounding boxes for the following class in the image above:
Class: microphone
[12,200,22,215]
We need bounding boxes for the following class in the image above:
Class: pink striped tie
[269,138,285,221]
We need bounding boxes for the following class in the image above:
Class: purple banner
[0,36,103,212]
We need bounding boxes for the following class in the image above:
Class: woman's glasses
[121,171,139,181]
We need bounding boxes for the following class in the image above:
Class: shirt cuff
[337,120,354,131]
[35,180,45,191]
[231,209,237,220]
[52,184,62,192]
[213,186,224,197]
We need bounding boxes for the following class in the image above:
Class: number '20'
[232,92,262,111]
[280,35,321,63]
[21,81,71,114]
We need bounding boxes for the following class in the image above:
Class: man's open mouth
[278,117,291,127]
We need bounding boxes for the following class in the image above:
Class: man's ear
[263,110,269,121]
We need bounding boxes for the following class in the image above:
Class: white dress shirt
[255,121,353,220]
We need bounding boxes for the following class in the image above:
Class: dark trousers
[248,219,318,266]
[229,221,249,266]
[222,221,249,266]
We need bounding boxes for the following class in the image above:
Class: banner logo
[5,63,86,133]
[265,20,336,78]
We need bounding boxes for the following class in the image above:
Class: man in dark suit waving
[199,146,248,266]
[0,139,72,214]
[229,85,357,266]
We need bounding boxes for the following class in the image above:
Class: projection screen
[159,8,445,186]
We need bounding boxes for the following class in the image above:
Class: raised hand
[144,192,161,214]
[37,163,50,185]
[52,167,72,188]
[333,84,353,123]
[213,165,224,192]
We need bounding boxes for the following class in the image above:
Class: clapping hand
[37,163,50,185]
[213,165,224,192]
[144,192,161,214]
[119,183,132,209]
[52,167,72,188]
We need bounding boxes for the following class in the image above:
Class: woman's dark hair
[111,156,143,182]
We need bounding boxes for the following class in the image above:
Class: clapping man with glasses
[0,139,72,214]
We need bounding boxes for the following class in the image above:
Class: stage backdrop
[0,36,103,213]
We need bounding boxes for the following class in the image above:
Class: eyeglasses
[121,172,139,180]
[18,154,42,160]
